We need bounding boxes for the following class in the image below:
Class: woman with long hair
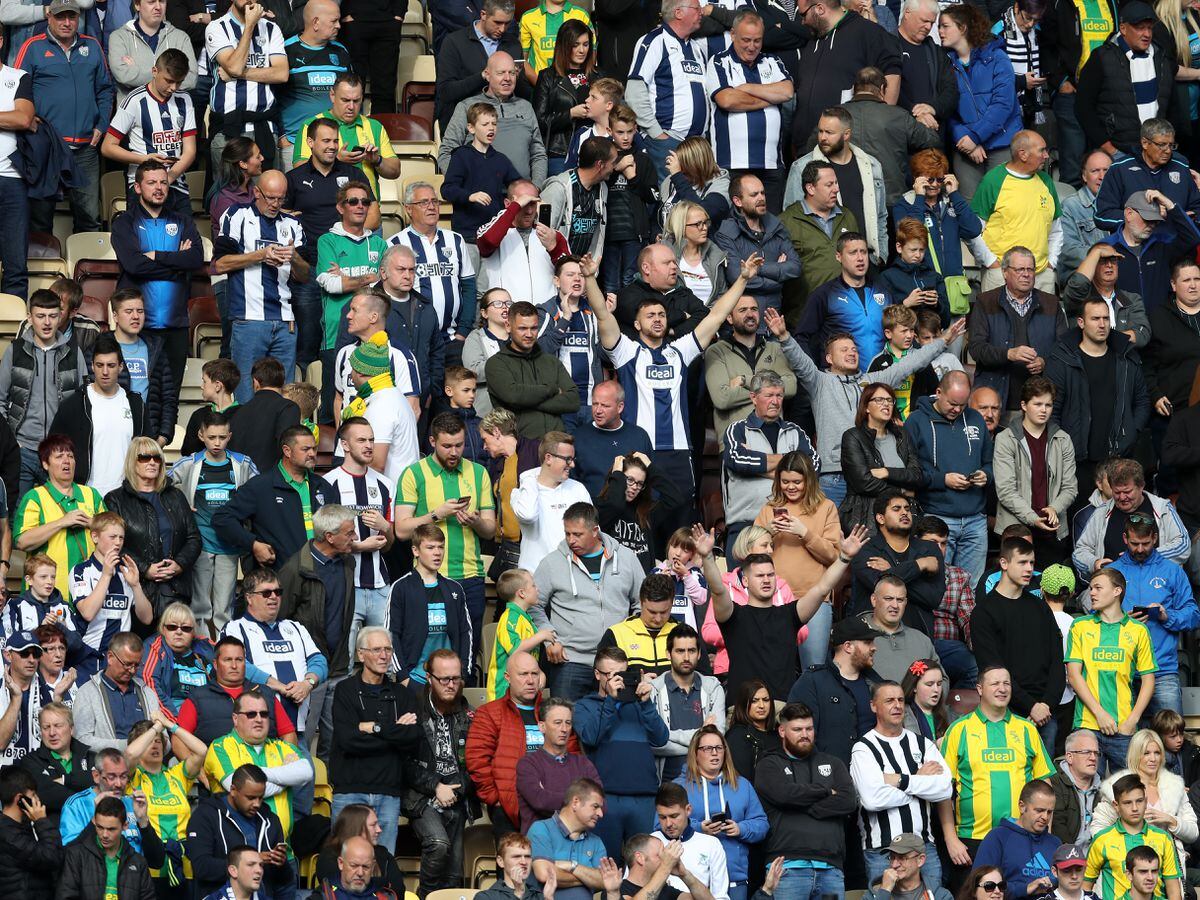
[661,136,730,230]
[532,21,604,175]
[661,199,729,306]
[676,726,769,900]
[462,287,512,416]
[840,382,924,533]
[208,136,263,223]
[955,866,1007,900]
[753,450,840,669]
[901,658,950,739]
[596,452,682,572]
[940,3,1022,199]
[316,803,406,891]
[1155,0,1200,161]
[724,679,781,785]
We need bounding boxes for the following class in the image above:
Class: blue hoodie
[903,394,994,517]
[675,774,769,881]
[947,38,1022,152]
[974,816,1061,898]
[573,694,669,795]
[794,277,894,366]
[1109,549,1200,675]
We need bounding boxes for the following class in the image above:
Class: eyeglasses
[979,881,1007,894]
[237,709,270,719]
[429,673,464,685]
[343,197,370,207]
[407,198,440,207]
[1066,749,1100,757]
[250,587,282,598]
[109,653,139,670]
[697,745,725,754]
[162,623,195,633]
[362,646,393,655]
[488,300,513,309]
[625,477,646,489]
[686,220,710,230]
[868,396,895,405]
[137,453,163,463]
[1147,138,1177,151]
[14,648,42,659]
[550,452,576,465]
[1128,513,1154,525]
[258,192,287,203]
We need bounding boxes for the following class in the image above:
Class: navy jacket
[877,258,950,329]
[1093,152,1200,232]
[211,465,335,566]
[12,32,113,146]
[186,796,293,900]
[573,421,654,498]
[13,115,82,200]
[573,693,669,796]
[387,570,474,681]
[441,143,523,240]
[1100,200,1200,312]
[713,210,801,314]
[111,205,205,330]
[335,290,445,401]
[787,664,884,764]
[904,394,994,518]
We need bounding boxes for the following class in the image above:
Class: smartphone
[1132,606,1153,618]
[615,666,643,702]
[458,495,472,506]
[538,203,553,227]
[707,811,730,824]
[349,145,365,152]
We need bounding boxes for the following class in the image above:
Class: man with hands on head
[1098,188,1200,316]
[477,181,570,319]
[59,747,166,864]
[1063,242,1150,348]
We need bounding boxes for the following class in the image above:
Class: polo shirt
[1085,820,1180,898]
[399,455,494,580]
[101,674,148,740]
[528,812,607,900]
[284,160,374,259]
[1065,613,1156,730]
[292,111,397,195]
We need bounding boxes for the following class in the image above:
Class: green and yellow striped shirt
[14,482,105,597]
[1066,613,1156,731]
[204,733,301,836]
[399,455,494,580]
[1086,820,1180,898]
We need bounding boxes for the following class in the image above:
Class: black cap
[831,617,885,646]
[1120,1,1156,22]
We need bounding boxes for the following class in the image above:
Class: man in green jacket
[781,161,860,324]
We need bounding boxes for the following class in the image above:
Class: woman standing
[839,383,924,534]
[104,439,201,616]
[753,451,840,670]
[901,658,950,740]
[533,21,603,176]
[661,200,729,307]
[463,288,512,417]
[940,4,1022,199]
[891,150,983,287]
[724,680,781,786]
[661,137,731,232]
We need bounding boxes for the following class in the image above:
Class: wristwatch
[372,723,382,734]
[568,861,579,873]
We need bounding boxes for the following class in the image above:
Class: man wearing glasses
[73,632,161,752]
[1047,731,1102,846]
[511,431,591,573]
[1094,120,1200,232]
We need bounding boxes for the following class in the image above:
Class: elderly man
[968,387,1002,438]
[1095,120,1200,232]
[1047,729,1102,845]
[477,181,569,302]
[1101,189,1200,315]
[73,634,160,752]
[1064,243,1150,349]
[313,835,381,896]
[705,11,794,212]
[439,52,545,184]
[896,0,957,132]
[1057,150,1112,280]
[626,0,709,180]
[714,175,801,315]
[59,748,165,857]
[436,0,524,133]
[968,246,1069,418]
[973,130,1063,294]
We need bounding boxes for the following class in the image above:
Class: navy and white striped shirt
[606,332,703,450]
[107,86,196,193]
[705,47,790,170]
[388,226,476,337]
[215,203,305,321]
[69,558,135,657]
[628,23,710,139]
[204,11,286,119]
[221,615,320,726]
[323,466,394,590]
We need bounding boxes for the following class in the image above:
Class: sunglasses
[250,588,281,598]
[237,709,270,719]
[979,881,1007,894]
[14,648,42,659]
[343,197,370,207]
[136,453,162,463]
[163,623,195,633]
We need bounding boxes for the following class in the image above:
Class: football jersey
[388,226,476,338]
[1065,613,1157,731]
[215,203,304,321]
[704,47,790,170]
[204,11,286,121]
[280,36,350,141]
[323,466,395,589]
[221,616,320,730]
[334,340,420,406]
[628,24,710,139]
[69,557,136,655]
[606,332,702,450]
[106,86,196,194]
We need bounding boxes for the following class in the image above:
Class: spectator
[1047,729,1102,846]
[596,454,685,574]
[515,696,599,832]
[314,805,406,893]
[510,432,590,571]
[715,176,801,318]
[621,834,725,900]
[645,626,724,780]
[530,19,601,173]
[653,202,725,312]
[863,834,952,900]
[339,334,419,481]
[596,575,676,677]
[463,292,510,418]
[203,846,265,900]
[19,702,93,820]
[1058,150,1113,279]
[0,765,62,900]
[1163,397,1200,536]
[277,0,350,161]
[875,225,949,343]
[436,0,523,134]
[651,782,730,900]
[59,748,164,860]
[973,780,1061,898]
[938,667,1055,874]
[226,358,302,475]
[896,0,958,131]
[794,232,893,366]
[1146,259,1200,429]
[838,383,924,535]
[478,183,570,319]
[475,833,545,900]
[1100,130,1200,236]
[0,631,48,764]
[73,632,162,753]
[780,163,861,314]
[487,569,553,702]
[486,303,580,439]
[526,777,618,895]
[900,658,950,739]
[0,31,29,298]
[104,290,180,447]
[443,102,523,245]
[2,558,88,675]
[599,104,659,293]
[59,796,156,900]
[660,138,731,236]
[331,293,420,427]
[1064,243,1151,351]
[1076,3,1174,158]
[723,681,779,786]
[534,259,604,431]
[858,578,938,684]
[1083,775,1183,899]
[37,625,77,705]
[137,602,222,717]
[14,0,113,234]
[969,390,1003,444]
[1098,189,1200,315]
[939,4,1021,200]
[542,137,616,260]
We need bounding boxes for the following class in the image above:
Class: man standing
[436,0,523,133]
[542,138,617,260]
[485,302,581,438]
[1047,729,1102,846]
[478,182,570,305]
[227,358,303,473]
[571,382,653,498]
[294,74,401,196]
[714,176,801,317]
[1063,242,1149,349]
[278,0,350,164]
[1058,150,1113,279]
[904,371,994,584]
[511,432,591,572]
[705,13,794,212]
[859,579,938,684]
[1145,259,1200,429]
[1098,189,1200,314]
[973,781,1061,899]
[0,631,49,763]
[781,163,859,315]
[13,0,112,234]
[341,333,419,483]
[332,292,420,424]
[895,0,957,132]
[0,29,33,300]
[794,231,893,365]
[212,170,310,401]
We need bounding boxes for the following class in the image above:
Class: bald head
[258,170,286,195]
[484,51,519,99]
[970,385,1002,433]
[934,371,971,421]
[506,651,542,704]
[338,837,375,891]
[306,0,338,23]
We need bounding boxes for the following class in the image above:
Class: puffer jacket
[0,804,62,900]
[277,539,356,678]
[712,209,801,314]
[0,328,86,451]
[483,341,581,438]
[947,38,1022,152]
[992,417,1077,538]
[59,823,156,900]
[1076,35,1176,156]
[839,423,924,533]
[891,190,982,279]
[103,481,201,609]
[967,287,1067,409]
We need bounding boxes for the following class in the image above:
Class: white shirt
[652,829,729,900]
[333,385,419,484]
[510,471,592,571]
[0,65,31,180]
[87,386,133,496]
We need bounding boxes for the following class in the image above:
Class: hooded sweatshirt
[903,394,994,518]
[573,692,669,795]
[510,470,593,572]
[1108,548,1200,675]
[0,329,88,451]
[973,816,1061,899]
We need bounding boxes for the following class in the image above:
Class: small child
[70,511,154,673]
[169,408,260,638]
[867,304,938,420]
[652,528,708,629]
[283,381,320,440]
[442,103,522,242]
[564,77,624,167]
[182,357,241,456]
[1152,709,1200,783]
[442,366,486,463]
[601,103,659,293]
[1,554,90,668]
[878,218,949,329]
[487,568,556,700]
[915,309,965,380]
[1040,563,1077,759]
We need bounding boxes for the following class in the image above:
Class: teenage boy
[1121,846,1167,900]
[108,289,178,447]
[600,104,658,294]
[442,102,522,242]
[180,359,240,456]
[169,409,259,638]
[1084,774,1182,900]
[1,554,89,669]
[564,77,625,166]
[1066,568,1156,773]
[70,512,154,665]
[866,304,938,421]
[487,568,555,701]
[442,366,486,464]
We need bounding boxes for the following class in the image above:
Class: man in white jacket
[512,431,592,571]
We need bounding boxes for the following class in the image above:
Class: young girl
[901,658,949,740]
[652,527,707,629]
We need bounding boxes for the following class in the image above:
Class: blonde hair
[1128,728,1168,780]
[732,526,772,560]
[159,602,197,633]
[1155,0,1200,65]
[666,200,705,248]
[672,136,720,187]
[123,437,167,492]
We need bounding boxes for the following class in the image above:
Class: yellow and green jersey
[939,708,1054,840]
[1086,820,1181,898]
[488,601,536,700]
[519,3,593,74]
[1072,0,1114,75]
[971,166,1060,273]
[205,733,301,836]
[293,111,397,195]
[14,482,105,598]
[399,456,494,580]
[1066,613,1156,730]
[129,762,195,875]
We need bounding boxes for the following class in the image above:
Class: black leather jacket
[103,481,201,610]
[532,68,596,159]
[838,423,924,533]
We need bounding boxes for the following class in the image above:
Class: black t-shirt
[1104,494,1155,562]
[579,551,604,581]
[829,156,865,234]
[898,38,936,113]
[568,173,602,256]
[1080,350,1117,462]
[718,602,803,700]
[623,879,681,900]
[839,671,876,736]
[760,420,781,451]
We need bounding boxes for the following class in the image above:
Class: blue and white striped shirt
[705,47,790,170]
[628,23,710,139]
[606,332,703,450]
[106,85,196,193]
[204,11,286,119]
[388,226,477,337]
[215,203,305,321]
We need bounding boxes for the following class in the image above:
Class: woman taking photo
[662,199,729,307]
[724,680,781,785]
[661,137,730,232]
[940,3,1022,199]
[316,803,406,891]
[596,453,682,573]
[676,726,769,900]
[533,20,604,176]
[105,439,201,616]
[463,288,512,417]
[901,658,950,740]
[752,450,840,670]
[19,702,94,820]
[840,383,924,534]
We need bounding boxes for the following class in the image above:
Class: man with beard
[647,626,724,782]
[938,666,1055,883]
[851,491,945,636]
[714,175,800,309]
[794,233,893,367]
[754,702,858,899]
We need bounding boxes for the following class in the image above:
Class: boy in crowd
[282,382,320,441]
[564,77,625,167]
[601,104,659,293]
[441,366,486,464]
[1084,774,1182,899]
[442,103,522,243]
[487,568,556,701]
[70,512,154,665]
[878,219,949,331]
[1,554,89,666]
[867,305,939,421]
[915,310,964,379]
[181,359,241,456]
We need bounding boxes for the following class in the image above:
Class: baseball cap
[46,0,81,14]
[831,617,884,646]
[1126,190,1165,222]
[1040,563,1076,597]
[886,834,925,856]
[1120,0,1156,21]
[5,631,41,654]
[1053,844,1087,868]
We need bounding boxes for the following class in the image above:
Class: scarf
[344,372,395,420]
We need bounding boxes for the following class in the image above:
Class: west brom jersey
[629,23,711,139]
[388,226,476,338]
[705,48,790,170]
[69,557,136,656]
[106,86,196,195]
[221,616,320,728]
[323,466,395,589]
[0,677,47,763]
[280,36,350,142]
[334,340,420,408]
[537,300,601,402]
[606,332,702,450]
[215,204,304,321]
[204,11,286,123]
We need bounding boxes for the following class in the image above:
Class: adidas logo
[1021,852,1052,878]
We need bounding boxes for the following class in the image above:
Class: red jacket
[465,693,580,824]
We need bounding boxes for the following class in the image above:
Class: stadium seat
[312,757,333,817]
[462,687,488,708]
[189,295,221,358]
[0,293,27,340]
[66,232,116,275]
[100,170,127,226]
[462,824,497,887]
[163,423,186,465]
[181,357,207,403]
[948,688,980,718]
[27,232,65,273]
[317,423,337,473]
[427,891,479,900]
[78,295,111,328]
[480,622,497,673]
[374,112,433,143]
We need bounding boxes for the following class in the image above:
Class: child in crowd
[442,366,486,463]
[867,304,938,421]
[1153,709,1200,784]
[652,527,707,630]
[181,358,241,457]
[283,382,320,441]
[442,103,522,242]
[878,218,950,330]
[487,568,556,700]
[601,103,659,293]
[169,408,260,638]
[70,511,154,667]
[564,77,624,167]
[915,309,965,380]
[2,554,91,670]
[15,277,100,359]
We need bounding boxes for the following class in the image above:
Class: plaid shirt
[934,564,974,646]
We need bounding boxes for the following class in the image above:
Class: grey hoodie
[108,20,198,103]
[0,329,88,451]
[530,533,644,662]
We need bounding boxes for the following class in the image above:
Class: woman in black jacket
[596,453,683,572]
[19,702,95,821]
[839,383,924,533]
[532,19,604,175]
[104,439,201,616]
[724,679,781,784]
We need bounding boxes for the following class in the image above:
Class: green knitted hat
[350,332,391,377]
[1040,563,1076,597]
